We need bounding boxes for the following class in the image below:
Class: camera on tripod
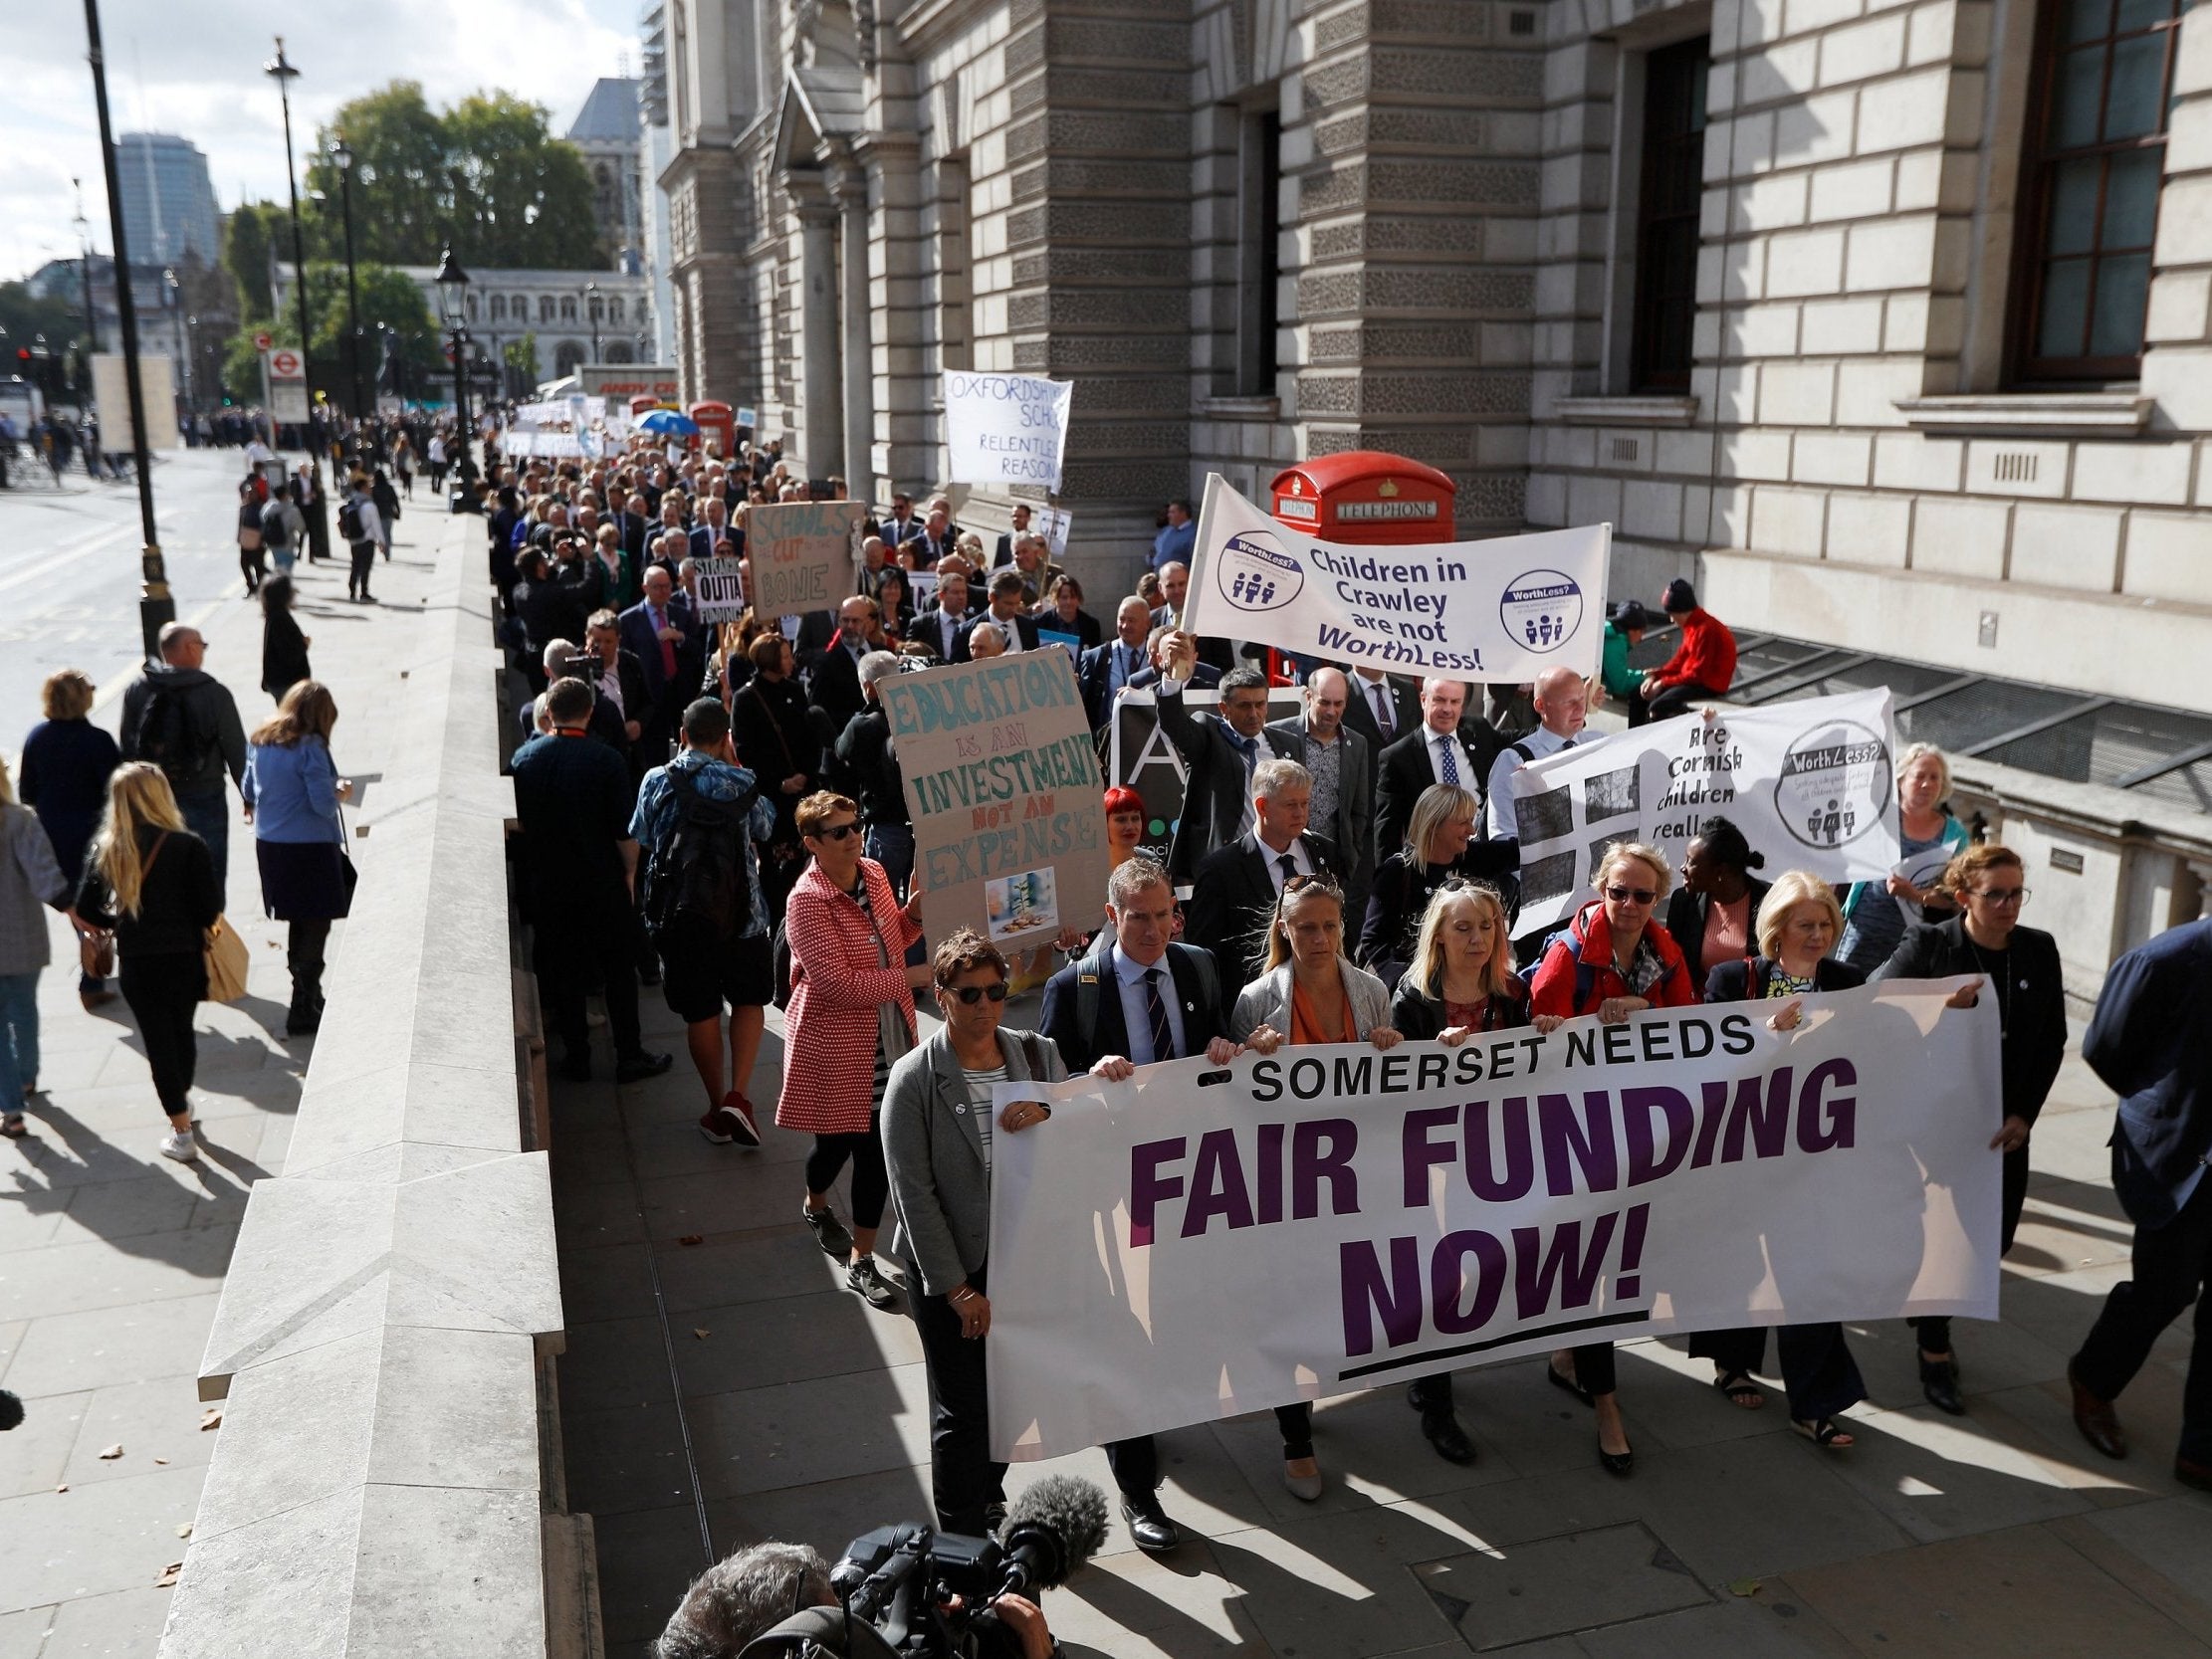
[735,1475,1108,1659]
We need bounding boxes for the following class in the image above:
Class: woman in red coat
[1528,841,1698,1475]
[777,790,925,1311]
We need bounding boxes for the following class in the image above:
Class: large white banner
[986,981,1999,1460]
[943,371,1072,490]
[1508,688,1901,937]
[1182,475,1609,683]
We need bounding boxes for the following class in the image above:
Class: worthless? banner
[984,980,1999,1460]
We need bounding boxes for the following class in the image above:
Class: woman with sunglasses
[1388,881,1564,1461]
[1230,873,1404,1499]
[1872,842,2066,1415]
[1528,842,1696,1473]
[776,791,926,1312]
[883,928,1066,1536]
[1359,783,1486,992]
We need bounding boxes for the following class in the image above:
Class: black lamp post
[330,139,364,422]
[82,0,172,656]
[435,245,476,495]
[264,36,324,479]
[585,281,600,361]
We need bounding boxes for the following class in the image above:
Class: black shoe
[1598,1438,1635,1476]
[847,1255,898,1311]
[802,1204,853,1259]
[1417,1407,1477,1465]
[614,1049,673,1084]
[285,1002,322,1036]
[1120,1490,1182,1553]
[557,1051,592,1083]
[1919,1353,1965,1416]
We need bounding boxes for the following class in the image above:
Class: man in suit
[2067,919,2212,1488]
[809,593,890,734]
[1376,677,1489,857]
[619,565,708,762]
[1340,667,1420,788]
[1185,758,1342,985]
[1150,560,1232,675]
[1152,633,1294,884]
[1078,596,1155,728]
[581,607,654,764]
[688,497,743,561]
[912,568,974,661]
[1266,667,1374,918]
[992,503,1032,568]
[912,506,959,569]
[1122,626,1222,698]
[954,570,1042,660]
[879,491,925,550]
[1038,858,1245,1554]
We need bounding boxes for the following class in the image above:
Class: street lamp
[585,281,600,361]
[434,245,477,494]
[71,180,99,368]
[264,35,324,482]
[330,138,364,423]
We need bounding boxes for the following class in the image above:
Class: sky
[5,0,641,283]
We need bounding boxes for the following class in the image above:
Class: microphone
[995,1475,1109,1597]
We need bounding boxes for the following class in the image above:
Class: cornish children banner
[1508,689,1902,936]
[984,981,2001,1459]
[1181,474,1610,682]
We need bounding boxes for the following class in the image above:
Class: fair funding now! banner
[1508,688,1902,938]
[984,980,2000,1460]
[1182,474,1610,682]
[942,371,1073,491]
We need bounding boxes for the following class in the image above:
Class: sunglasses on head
[1605,885,1659,905]
[945,982,1009,1004]
[810,822,860,843]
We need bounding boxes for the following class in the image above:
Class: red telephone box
[690,400,735,459]
[1268,451,1455,543]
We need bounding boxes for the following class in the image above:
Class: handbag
[203,915,250,1003]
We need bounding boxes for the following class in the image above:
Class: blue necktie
[1436,734,1459,787]
[1144,967,1176,1062]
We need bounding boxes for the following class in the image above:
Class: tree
[443,94,604,268]
[220,262,439,411]
[304,84,450,266]
[223,204,285,318]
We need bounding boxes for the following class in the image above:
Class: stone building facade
[658,0,2212,713]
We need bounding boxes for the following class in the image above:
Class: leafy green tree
[223,203,285,318]
[504,333,540,383]
[304,83,451,266]
[219,262,439,412]
[443,93,604,268]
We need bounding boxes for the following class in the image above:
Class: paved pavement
[557,995,2212,1658]
[0,452,444,1656]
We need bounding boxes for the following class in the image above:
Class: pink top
[1703,893,1751,970]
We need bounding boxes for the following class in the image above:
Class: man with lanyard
[1485,665,1589,937]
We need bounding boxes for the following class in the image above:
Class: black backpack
[135,682,202,778]
[336,495,366,541]
[641,766,754,940]
[259,497,292,548]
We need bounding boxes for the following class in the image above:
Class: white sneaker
[158,1132,198,1162]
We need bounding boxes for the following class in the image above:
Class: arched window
[553,339,586,376]
[559,296,577,321]
[607,297,625,323]
[489,294,507,321]
[588,294,603,321]
[465,292,479,320]
[513,293,528,318]
[539,296,556,323]
[605,340,635,363]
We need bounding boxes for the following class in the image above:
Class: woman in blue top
[242,680,352,1035]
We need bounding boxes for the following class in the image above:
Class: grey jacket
[0,804,69,975]
[1229,956,1395,1043]
[883,1025,1067,1297]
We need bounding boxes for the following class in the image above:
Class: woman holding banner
[1231,873,1404,1499]
[1390,881,1564,1463]
[1690,869,1874,1448]
[1873,843,2066,1416]
[1529,842,1698,1473]
[1359,784,1486,991]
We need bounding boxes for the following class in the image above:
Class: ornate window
[2012,0,2181,381]
[540,296,556,323]
[1630,37,1709,392]
[490,294,507,321]
[560,296,577,321]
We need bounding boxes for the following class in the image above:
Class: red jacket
[1528,901,1697,1017]
[775,858,923,1136]
[1653,608,1736,692]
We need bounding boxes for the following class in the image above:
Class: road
[0,447,317,746]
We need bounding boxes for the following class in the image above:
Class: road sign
[268,347,304,379]
[253,330,273,351]
[265,344,309,425]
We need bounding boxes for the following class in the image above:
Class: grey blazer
[0,805,68,977]
[883,1025,1068,1297]
[1229,957,1394,1043]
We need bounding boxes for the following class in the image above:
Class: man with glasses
[812,595,889,732]
[1153,633,1296,884]
[1039,859,1245,1553]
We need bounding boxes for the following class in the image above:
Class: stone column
[834,162,876,507]
[792,186,844,479]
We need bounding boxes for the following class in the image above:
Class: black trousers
[805,1119,888,1231]
[240,544,265,591]
[1687,1324,1867,1419]
[536,908,643,1062]
[287,917,331,1007]
[910,1261,1006,1536]
[119,950,204,1120]
[1106,1397,1317,1496]
[348,539,376,596]
[1648,681,1728,723]
[1913,1145,2030,1354]
[2074,1181,2212,1464]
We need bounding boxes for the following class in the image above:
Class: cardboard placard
[748,500,864,622]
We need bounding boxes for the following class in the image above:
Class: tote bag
[203,916,250,1003]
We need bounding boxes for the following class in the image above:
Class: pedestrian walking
[19,670,121,1006]
[426,431,449,494]
[371,467,401,562]
[72,763,221,1163]
[340,471,382,603]
[259,484,304,577]
[393,433,414,499]
[118,623,247,913]
[235,478,267,596]
[260,574,313,705]
[2066,918,2212,1491]
[242,681,353,1036]
[0,758,76,1138]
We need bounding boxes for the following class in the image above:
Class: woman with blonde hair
[1359,783,1488,991]
[1838,741,1968,972]
[0,756,75,1137]
[243,681,353,1035]
[72,763,220,1162]
[1230,873,1403,1499]
[19,668,121,1006]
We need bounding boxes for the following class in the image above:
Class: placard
[877,653,1109,953]
[747,499,865,622]
[693,556,747,624]
[1107,686,1306,876]
[943,371,1072,491]
[1033,505,1071,558]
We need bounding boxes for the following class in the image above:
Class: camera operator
[653,1542,1055,1659]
